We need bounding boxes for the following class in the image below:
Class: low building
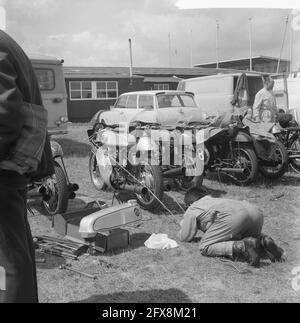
[194,56,290,74]
[64,66,220,122]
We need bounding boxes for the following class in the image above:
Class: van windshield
[157,94,196,108]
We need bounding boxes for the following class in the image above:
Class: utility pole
[290,15,294,73]
[248,18,253,71]
[190,29,193,68]
[216,20,220,69]
[168,33,172,68]
[277,16,289,74]
[128,38,133,85]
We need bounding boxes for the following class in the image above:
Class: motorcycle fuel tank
[79,200,142,238]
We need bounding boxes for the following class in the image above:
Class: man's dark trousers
[0,172,38,303]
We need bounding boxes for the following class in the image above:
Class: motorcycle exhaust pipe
[215,168,246,174]
[164,168,184,178]
[289,154,300,159]
[121,184,149,195]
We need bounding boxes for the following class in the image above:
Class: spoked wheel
[228,146,258,185]
[89,150,107,191]
[259,141,288,179]
[290,138,300,172]
[42,161,69,216]
[179,151,204,190]
[133,163,163,211]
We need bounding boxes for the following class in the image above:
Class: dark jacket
[0,30,54,181]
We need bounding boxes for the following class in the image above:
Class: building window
[153,84,169,91]
[34,68,55,91]
[69,81,118,100]
[96,81,118,99]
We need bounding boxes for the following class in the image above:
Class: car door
[101,95,128,125]
[123,94,139,123]
[131,94,157,123]
[155,93,204,126]
[107,94,139,125]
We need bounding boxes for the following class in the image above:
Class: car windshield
[157,94,196,108]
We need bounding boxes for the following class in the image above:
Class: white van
[177,73,264,117]
[274,73,300,121]
[30,54,69,135]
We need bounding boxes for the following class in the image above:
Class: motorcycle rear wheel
[133,164,164,212]
[42,161,69,216]
[228,146,258,185]
[259,141,288,179]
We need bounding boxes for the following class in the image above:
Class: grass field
[29,124,300,303]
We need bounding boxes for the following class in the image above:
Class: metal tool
[34,236,88,257]
[40,247,78,260]
[59,264,97,280]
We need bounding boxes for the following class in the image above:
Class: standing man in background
[0,30,54,303]
[253,77,278,123]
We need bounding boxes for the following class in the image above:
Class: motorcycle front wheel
[42,161,69,216]
[133,163,164,211]
[228,146,258,185]
[89,150,107,191]
[259,141,288,179]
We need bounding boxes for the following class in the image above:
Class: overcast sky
[2,0,300,69]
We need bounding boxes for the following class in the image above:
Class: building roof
[63,66,221,79]
[194,55,290,69]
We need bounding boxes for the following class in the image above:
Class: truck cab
[30,54,69,135]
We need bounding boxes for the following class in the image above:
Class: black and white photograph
[0,0,299,306]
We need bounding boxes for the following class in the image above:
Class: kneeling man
[179,189,284,267]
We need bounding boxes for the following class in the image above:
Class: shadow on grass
[130,233,152,249]
[256,174,300,188]
[54,138,91,158]
[73,288,192,303]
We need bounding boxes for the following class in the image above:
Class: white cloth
[144,233,179,250]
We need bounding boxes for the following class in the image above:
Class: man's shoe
[260,235,285,262]
[243,237,261,267]
[233,238,261,267]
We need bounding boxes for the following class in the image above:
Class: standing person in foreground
[0,30,54,303]
[252,76,278,123]
[179,189,285,267]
